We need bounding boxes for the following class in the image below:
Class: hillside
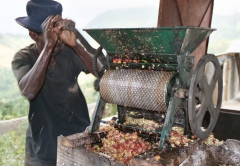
[83,7,158,29]
[208,13,240,53]
[0,34,32,68]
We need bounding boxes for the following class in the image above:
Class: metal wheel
[188,54,223,138]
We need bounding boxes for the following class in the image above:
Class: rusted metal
[174,88,188,98]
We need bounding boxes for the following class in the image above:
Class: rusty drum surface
[100,69,175,112]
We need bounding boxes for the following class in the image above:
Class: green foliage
[78,73,99,103]
[0,34,32,53]
[0,121,27,166]
[103,104,118,118]
[0,68,29,120]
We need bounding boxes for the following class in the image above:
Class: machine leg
[159,96,182,150]
[182,100,190,136]
[88,95,106,133]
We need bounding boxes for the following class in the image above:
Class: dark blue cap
[15,0,63,33]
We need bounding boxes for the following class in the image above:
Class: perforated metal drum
[100,69,175,112]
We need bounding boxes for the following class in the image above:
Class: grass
[0,121,27,166]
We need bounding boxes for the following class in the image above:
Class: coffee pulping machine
[68,26,222,151]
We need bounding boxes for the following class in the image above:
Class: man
[12,0,100,165]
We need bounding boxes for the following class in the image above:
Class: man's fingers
[56,19,67,30]
[51,15,62,27]
[52,15,62,22]
[63,19,70,24]
[48,15,56,29]
[53,27,62,35]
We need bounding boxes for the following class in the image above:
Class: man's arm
[19,44,55,100]
[19,16,61,100]
[71,43,96,74]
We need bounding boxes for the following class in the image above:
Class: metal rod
[100,120,162,135]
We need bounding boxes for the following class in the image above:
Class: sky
[0,0,240,35]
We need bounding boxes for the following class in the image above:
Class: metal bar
[159,96,182,150]
[115,122,162,135]
[100,120,162,135]
[88,95,106,133]
[63,20,96,54]
[110,63,178,71]
[73,29,96,54]
[107,52,180,56]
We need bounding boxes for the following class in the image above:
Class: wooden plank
[0,116,27,134]
[157,0,213,27]
[57,135,125,166]
[234,53,240,91]
[61,131,106,148]
[222,60,230,102]
[157,0,214,67]
[157,0,182,27]
[221,92,240,111]
[175,0,212,26]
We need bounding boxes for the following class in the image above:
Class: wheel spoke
[210,69,219,90]
[196,100,207,127]
[200,76,212,105]
[195,65,205,84]
[208,100,217,120]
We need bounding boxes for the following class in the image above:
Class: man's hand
[53,19,77,48]
[41,15,61,45]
